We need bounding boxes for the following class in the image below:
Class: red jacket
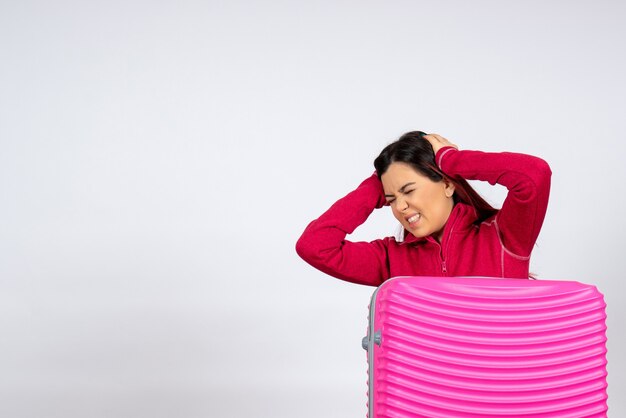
[295,147,551,286]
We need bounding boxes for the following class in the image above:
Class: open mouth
[406,213,421,225]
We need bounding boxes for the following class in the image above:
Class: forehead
[381,162,431,189]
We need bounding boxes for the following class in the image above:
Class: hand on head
[422,133,458,155]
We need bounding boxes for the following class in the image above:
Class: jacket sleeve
[437,147,552,257]
[295,174,391,286]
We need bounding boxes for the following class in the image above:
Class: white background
[1,1,624,417]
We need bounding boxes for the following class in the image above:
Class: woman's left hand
[423,133,459,154]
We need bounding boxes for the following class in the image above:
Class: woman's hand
[423,133,458,155]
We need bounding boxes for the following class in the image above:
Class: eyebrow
[385,182,416,197]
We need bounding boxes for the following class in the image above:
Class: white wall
[1,1,624,417]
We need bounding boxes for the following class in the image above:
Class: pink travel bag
[361,277,608,417]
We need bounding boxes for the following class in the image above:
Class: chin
[407,229,426,238]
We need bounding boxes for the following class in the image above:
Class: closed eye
[386,189,414,204]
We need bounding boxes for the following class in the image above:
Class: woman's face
[381,162,455,242]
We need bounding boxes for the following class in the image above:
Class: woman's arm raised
[295,174,391,286]
[426,134,552,258]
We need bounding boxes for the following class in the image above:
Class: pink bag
[362,277,608,417]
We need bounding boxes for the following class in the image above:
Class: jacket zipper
[440,213,458,275]
[430,241,448,275]
[429,236,449,275]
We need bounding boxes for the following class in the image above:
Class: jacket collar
[400,202,478,245]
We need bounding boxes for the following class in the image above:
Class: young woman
[295,131,551,286]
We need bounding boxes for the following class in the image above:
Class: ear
[443,180,455,198]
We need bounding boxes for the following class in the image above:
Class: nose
[395,197,409,212]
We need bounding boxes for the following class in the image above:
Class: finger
[431,134,457,148]
[421,134,437,146]
[431,134,448,143]
[430,134,458,151]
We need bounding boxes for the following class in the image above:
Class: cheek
[390,207,407,224]
[428,194,453,223]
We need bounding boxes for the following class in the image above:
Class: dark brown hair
[374,131,498,223]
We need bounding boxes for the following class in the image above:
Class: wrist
[435,146,457,168]
[360,173,387,209]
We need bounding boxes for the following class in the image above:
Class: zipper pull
[442,260,447,273]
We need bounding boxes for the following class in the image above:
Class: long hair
[373,131,498,224]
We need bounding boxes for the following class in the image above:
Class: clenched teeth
[407,214,421,223]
